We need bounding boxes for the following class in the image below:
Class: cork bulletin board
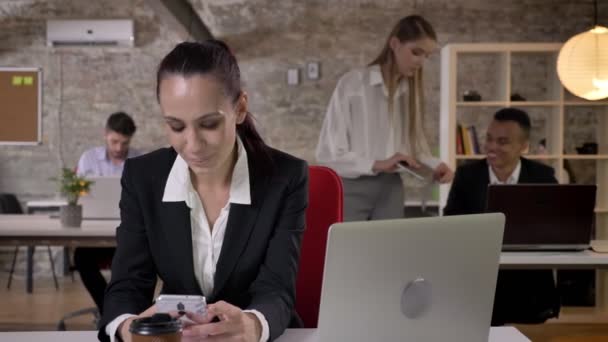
[0,67,42,144]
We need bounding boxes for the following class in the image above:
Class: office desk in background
[25,199,67,214]
[3,214,608,292]
[500,250,608,269]
[0,214,117,246]
[0,214,117,293]
[0,327,530,342]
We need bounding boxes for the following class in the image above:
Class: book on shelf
[456,124,464,154]
[456,123,481,155]
[461,124,472,154]
[468,125,481,154]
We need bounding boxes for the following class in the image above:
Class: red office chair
[295,166,343,328]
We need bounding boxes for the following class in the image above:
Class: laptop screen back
[318,214,505,342]
[486,184,596,249]
[80,176,121,219]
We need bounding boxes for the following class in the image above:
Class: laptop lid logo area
[401,277,432,319]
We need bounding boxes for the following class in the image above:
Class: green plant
[53,168,94,205]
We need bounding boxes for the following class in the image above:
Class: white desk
[4,214,608,291]
[25,199,68,211]
[0,327,530,341]
[4,214,608,265]
[0,214,117,293]
[0,214,117,246]
[500,250,608,269]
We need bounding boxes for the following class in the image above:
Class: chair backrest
[295,165,343,328]
[0,193,23,214]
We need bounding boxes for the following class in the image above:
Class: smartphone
[156,294,207,316]
[397,161,435,182]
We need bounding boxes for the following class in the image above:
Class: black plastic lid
[129,313,182,336]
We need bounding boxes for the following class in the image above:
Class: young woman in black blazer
[98,41,308,342]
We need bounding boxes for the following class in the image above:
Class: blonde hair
[369,15,436,157]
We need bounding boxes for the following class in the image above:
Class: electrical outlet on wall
[307,62,320,80]
[287,68,299,85]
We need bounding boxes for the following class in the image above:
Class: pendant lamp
[557,0,608,100]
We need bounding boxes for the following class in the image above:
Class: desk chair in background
[1,193,59,291]
[57,257,113,330]
[295,166,343,328]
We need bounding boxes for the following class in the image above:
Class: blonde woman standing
[316,15,453,221]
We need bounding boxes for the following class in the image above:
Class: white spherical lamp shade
[557,26,608,101]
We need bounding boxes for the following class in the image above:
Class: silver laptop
[318,214,505,342]
[79,176,121,219]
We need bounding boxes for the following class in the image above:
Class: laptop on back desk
[79,176,121,220]
[486,184,596,251]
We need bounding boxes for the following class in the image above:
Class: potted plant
[53,168,93,228]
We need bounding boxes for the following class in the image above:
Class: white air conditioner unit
[46,19,134,47]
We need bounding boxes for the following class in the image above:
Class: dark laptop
[486,184,596,251]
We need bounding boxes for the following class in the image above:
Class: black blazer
[98,146,308,341]
[444,157,558,215]
[444,158,560,325]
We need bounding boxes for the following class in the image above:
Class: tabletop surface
[0,214,118,237]
[0,327,530,342]
[2,214,607,266]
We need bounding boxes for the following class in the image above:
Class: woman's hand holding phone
[373,153,420,173]
[181,301,261,342]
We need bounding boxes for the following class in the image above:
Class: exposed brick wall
[0,0,604,199]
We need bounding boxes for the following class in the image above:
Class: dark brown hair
[156,40,268,163]
[106,111,136,137]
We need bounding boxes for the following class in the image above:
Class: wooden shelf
[526,155,561,160]
[565,101,608,106]
[456,101,563,107]
[455,154,559,160]
[563,154,608,160]
[595,208,608,214]
[455,154,485,160]
[456,101,507,107]
[509,101,560,106]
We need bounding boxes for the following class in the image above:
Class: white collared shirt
[77,146,142,177]
[488,160,522,185]
[162,138,251,296]
[106,138,269,342]
[315,64,440,179]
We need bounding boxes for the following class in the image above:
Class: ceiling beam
[148,0,213,41]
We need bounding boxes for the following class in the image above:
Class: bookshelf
[439,43,608,323]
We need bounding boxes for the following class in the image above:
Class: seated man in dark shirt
[444,107,560,325]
